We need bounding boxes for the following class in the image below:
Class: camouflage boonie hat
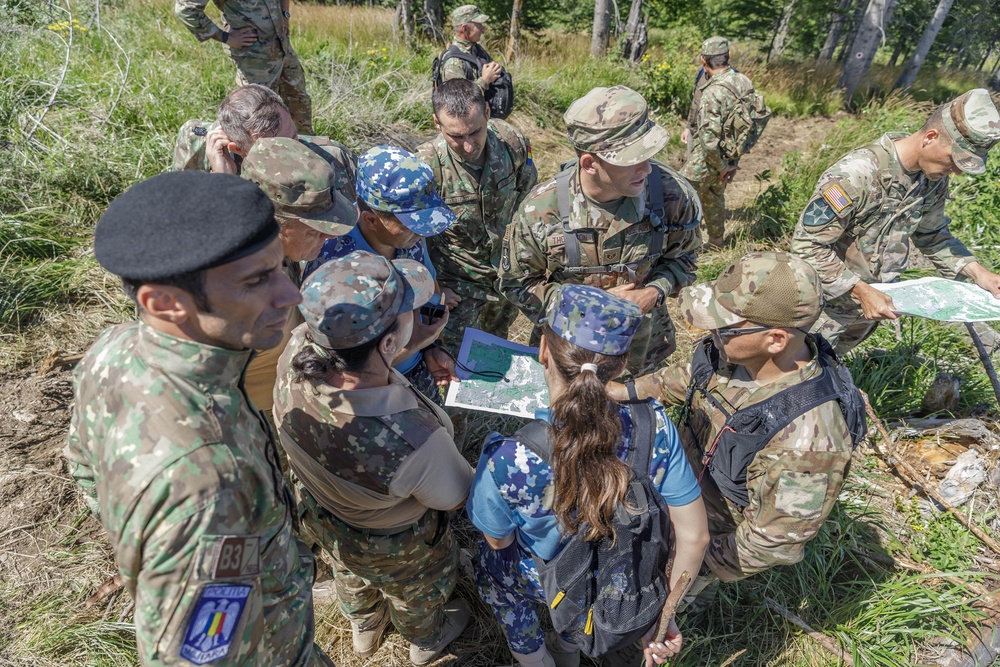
[680,251,823,330]
[242,137,358,236]
[299,250,435,349]
[939,88,1000,174]
[701,36,729,57]
[564,86,669,167]
[451,4,489,25]
[356,146,456,237]
[543,284,644,356]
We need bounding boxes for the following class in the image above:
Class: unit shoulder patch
[180,584,252,665]
[801,197,837,228]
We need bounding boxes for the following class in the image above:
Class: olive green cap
[451,5,489,26]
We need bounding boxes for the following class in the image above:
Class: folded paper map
[871,277,1000,322]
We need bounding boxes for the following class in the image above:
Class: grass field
[2,1,1000,665]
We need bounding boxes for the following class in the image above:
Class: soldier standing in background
[500,85,702,376]
[65,172,333,666]
[417,79,536,355]
[174,0,313,133]
[439,5,503,96]
[791,89,1000,354]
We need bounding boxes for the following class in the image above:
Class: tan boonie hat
[564,86,669,167]
[680,251,823,330]
[241,137,358,237]
[701,36,729,57]
[939,88,1000,175]
[451,4,489,25]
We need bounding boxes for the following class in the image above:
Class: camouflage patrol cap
[680,251,823,330]
[299,250,435,349]
[242,137,358,236]
[543,284,644,356]
[451,4,489,25]
[701,36,729,57]
[939,88,1000,174]
[564,86,669,167]
[356,146,456,237]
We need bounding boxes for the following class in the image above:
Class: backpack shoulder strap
[513,419,553,463]
[443,45,481,69]
[554,167,581,269]
[646,164,665,256]
[624,400,657,474]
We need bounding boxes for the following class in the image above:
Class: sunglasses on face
[712,325,772,340]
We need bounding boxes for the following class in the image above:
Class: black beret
[94,171,280,281]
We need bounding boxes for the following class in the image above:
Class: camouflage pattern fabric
[297,489,459,646]
[545,283,643,356]
[564,86,669,167]
[475,540,551,654]
[939,88,1000,174]
[499,161,702,374]
[790,132,977,354]
[172,119,218,171]
[174,0,313,133]
[356,146,456,237]
[64,321,329,666]
[450,4,489,25]
[684,71,711,160]
[417,119,537,352]
[440,38,492,92]
[633,336,853,582]
[701,36,729,56]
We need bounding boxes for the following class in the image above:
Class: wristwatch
[220,31,229,43]
[282,9,290,18]
[650,284,666,307]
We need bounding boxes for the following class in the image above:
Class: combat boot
[410,599,470,665]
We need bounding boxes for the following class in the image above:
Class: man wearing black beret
[64,171,335,666]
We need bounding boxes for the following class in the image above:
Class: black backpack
[431,45,515,120]
[512,400,671,657]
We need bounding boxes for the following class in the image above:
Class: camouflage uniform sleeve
[910,183,976,279]
[174,0,220,41]
[514,136,538,206]
[498,192,554,323]
[705,401,852,582]
[646,169,702,298]
[633,360,692,407]
[696,85,731,175]
[790,161,871,299]
[64,421,100,518]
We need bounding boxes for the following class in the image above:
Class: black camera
[420,302,446,325]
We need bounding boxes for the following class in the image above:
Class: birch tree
[620,0,648,63]
[894,0,955,89]
[768,0,797,62]
[837,0,898,104]
[591,0,611,58]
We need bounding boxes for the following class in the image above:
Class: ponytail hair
[542,325,631,542]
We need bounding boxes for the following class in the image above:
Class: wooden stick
[965,323,1000,408]
[654,570,691,643]
[764,597,855,666]
[863,395,1000,557]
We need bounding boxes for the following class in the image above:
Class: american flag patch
[821,183,852,212]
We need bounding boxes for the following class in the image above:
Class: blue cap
[355,145,456,237]
[544,284,644,356]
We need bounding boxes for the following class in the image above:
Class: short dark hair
[218,84,289,154]
[920,105,946,135]
[432,78,487,120]
[121,270,212,312]
[704,53,729,68]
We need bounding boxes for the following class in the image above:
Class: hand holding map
[871,277,1000,322]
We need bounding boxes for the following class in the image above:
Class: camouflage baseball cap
[680,251,823,330]
[701,36,729,57]
[451,4,489,25]
[564,86,669,167]
[242,137,358,236]
[355,145,456,237]
[543,284,644,356]
[299,250,435,349]
[939,89,1000,174]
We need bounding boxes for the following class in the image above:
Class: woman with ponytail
[467,284,710,667]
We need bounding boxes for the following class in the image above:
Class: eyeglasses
[712,326,772,340]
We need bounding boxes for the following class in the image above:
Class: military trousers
[686,174,728,245]
[808,293,879,356]
[297,489,459,646]
[439,278,520,355]
[232,46,313,134]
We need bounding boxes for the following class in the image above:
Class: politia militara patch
[180,584,252,665]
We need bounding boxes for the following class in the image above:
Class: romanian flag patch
[180,584,251,665]
[821,183,852,213]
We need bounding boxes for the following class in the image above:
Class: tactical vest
[681,335,867,508]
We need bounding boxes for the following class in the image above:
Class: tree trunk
[397,0,414,41]
[836,0,868,62]
[888,40,905,66]
[619,0,648,63]
[991,62,1000,92]
[819,0,853,61]
[977,38,995,70]
[591,0,611,58]
[422,0,445,43]
[505,0,523,62]
[896,0,955,91]
[837,0,898,105]
[768,0,798,63]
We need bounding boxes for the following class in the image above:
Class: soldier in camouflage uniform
[64,172,333,666]
[416,78,537,354]
[791,88,1000,354]
[681,37,754,249]
[500,86,702,376]
[616,252,860,609]
[681,65,710,161]
[175,0,312,132]
[239,136,358,411]
[440,5,503,95]
[273,251,473,665]
[172,85,357,208]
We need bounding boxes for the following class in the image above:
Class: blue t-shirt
[466,400,701,561]
[305,229,436,375]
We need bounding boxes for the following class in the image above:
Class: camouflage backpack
[712,74,771,161]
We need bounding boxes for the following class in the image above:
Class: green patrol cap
[939,88,1000,175]
[241,137,358,236]
[680,251,823,330]
[701,36,729,57]
[451,4,489,25]
[564,86,669,167]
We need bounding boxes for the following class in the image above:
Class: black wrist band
[221,31,229,43]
